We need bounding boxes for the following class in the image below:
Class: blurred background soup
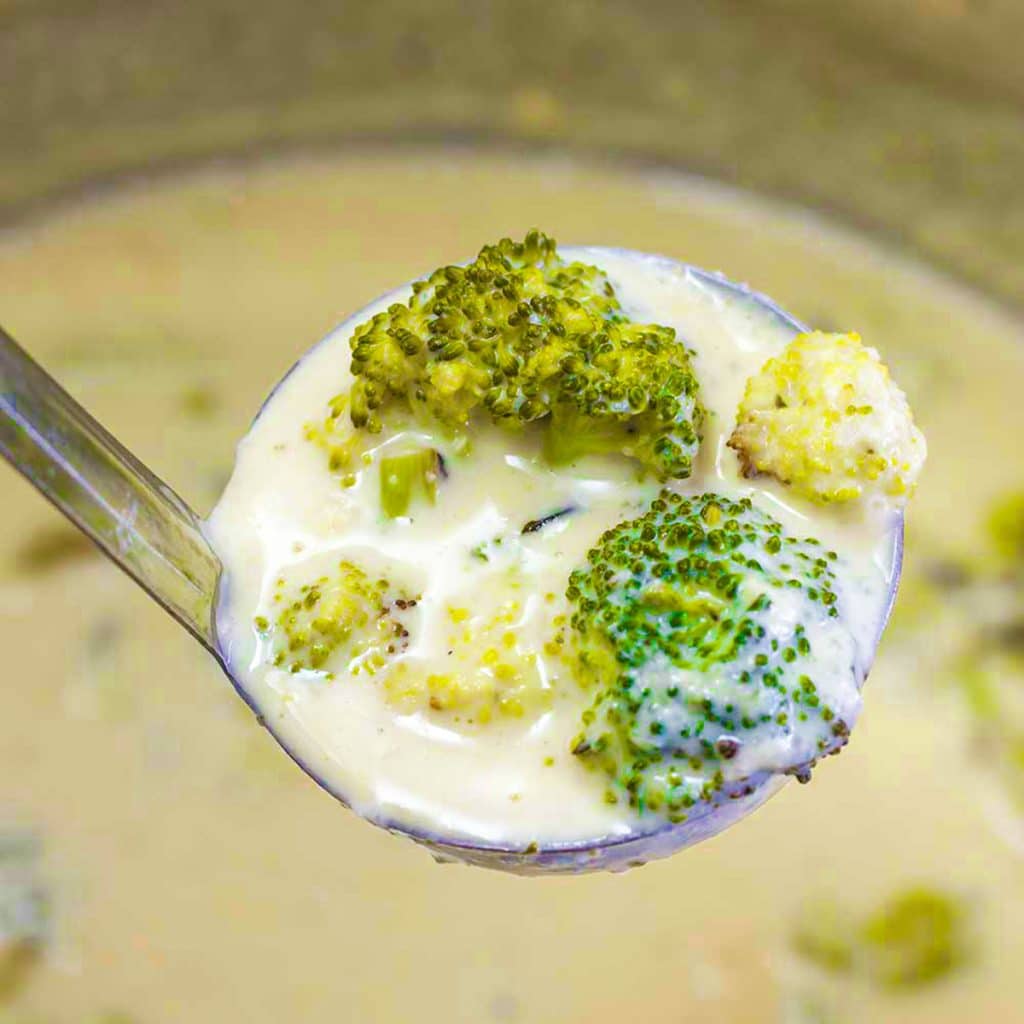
[2,2,1023,1021]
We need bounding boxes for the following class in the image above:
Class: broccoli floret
[791,900,857,974]
[988,490,1024,567]
[791,887,971,991]
[861,888,969,989]
[728,332,926,505]
[956,643,1024,809]
[566,492,859,820]
[345,230,704,480]
[0,831,47,1004]
[379,448,442,518]
[259,562,417,675]
[384,598,556,724]
[912,489,1024,812]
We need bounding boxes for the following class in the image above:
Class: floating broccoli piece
[792,900,857,974]
[956,643,1024,809]
[988,490,1024,567]
[861,888,969,989]
[917,488,1024,812]
[384,597,556,724]
[792,887,970,991]
[566,492,860,820]
[259,562,417,675]
[379,448,442,518]
[0,831,47,1004]
[729,332,925,505]
[345,230,703,480]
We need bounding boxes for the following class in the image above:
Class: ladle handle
[0,325,221,655]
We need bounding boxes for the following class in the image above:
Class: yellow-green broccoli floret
[259,562,417,675]
[728,331,925,505]
[988,490,1024,566]
[384,599,556,724]
[901,488,1024,814]
[346,230,704,480]
[566,492,860,821]
[793,887,972,991]
[956,640,1024,809]
[861,888,970,989]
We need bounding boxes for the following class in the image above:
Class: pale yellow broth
[1,149,1023,1022]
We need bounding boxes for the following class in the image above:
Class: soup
[2,150,1022,1021]
[208,243,902,859]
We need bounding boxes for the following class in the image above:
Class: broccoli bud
[729,331,925,505]
[259,562,417,676]
[792,887,971,991]
[566,492,860,821]
[345,230,704,480]
[988,490,1024,566]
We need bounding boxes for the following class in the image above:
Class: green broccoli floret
[566,492,858,820]
[346,230,703,480]
[379,448,442,518]
[860,888,969,989]
[988,490,1024,567]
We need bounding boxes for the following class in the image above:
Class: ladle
[1,253,903,874]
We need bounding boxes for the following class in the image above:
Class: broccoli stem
[379,449,441,518]
[542,405,633,469]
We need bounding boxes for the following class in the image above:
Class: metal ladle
[0,254,903,874]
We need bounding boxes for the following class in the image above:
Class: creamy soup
[1,150,1023,1022]
[208,248,898,854]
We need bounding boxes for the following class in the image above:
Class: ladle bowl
[0,251,903,874]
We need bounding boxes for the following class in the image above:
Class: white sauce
[207,248,896,847]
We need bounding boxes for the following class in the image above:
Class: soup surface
[1,150,1023,1021]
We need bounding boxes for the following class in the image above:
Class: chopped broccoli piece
[379,448,442,518]
[566,492,859,820]
[956,645,1024,809]
[383,598,556,724]
[862,888,970,989]
[988,490,1024,566]
[0,831,47,1005]
[919,489,1024,812]
[179,383,220,419]
[345,230,704,480]
[792,901,856,974]
[469,536,506,563]
[729,332,926,505]
[261,562,417,675]
[791,887,970,991]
